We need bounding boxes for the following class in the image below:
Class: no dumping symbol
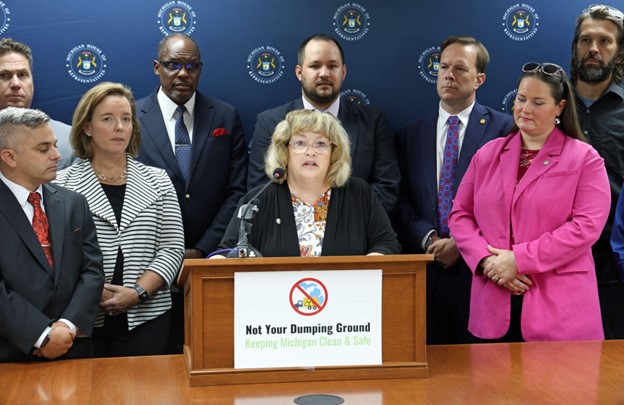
[290,278,328,316]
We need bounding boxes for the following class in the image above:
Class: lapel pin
[544,160,549,165]
[479,119,486,124]
[276,218,281,225]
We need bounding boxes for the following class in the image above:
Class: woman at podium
[216,109,400,257]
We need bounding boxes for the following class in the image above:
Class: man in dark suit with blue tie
[247,33,399,212]
[136,34,247,353]
[393,36,513,344]
[0,107,103,362]
[136,34,247,258]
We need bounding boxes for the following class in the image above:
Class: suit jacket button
[185,193,190,199]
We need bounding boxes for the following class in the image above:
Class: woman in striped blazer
[55,82,184,357]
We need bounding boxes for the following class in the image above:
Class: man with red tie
[0,107,103,362]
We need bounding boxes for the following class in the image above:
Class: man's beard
[302,81,340,106]
[576,53,616,83]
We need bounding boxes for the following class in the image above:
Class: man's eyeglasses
[583,4,624,28]
[159,60,203,72]
[522,62,564,78]
[288,139,333,154]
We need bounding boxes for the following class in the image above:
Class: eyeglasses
[159,60,203,72]
[583,4,624,28]
[522,62,564,77]
[288,139,332,154]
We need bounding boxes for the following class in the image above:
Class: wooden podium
[178,254,430,386]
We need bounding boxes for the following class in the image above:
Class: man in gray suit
[0,38,77,169]
[0,107,103,362]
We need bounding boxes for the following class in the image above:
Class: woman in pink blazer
[449,63,610,342]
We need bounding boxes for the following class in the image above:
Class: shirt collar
[574,81,624,104]
[438,101,475,127]
[605,81,624,100]
[157,87,197,120]
[0,171,44,208]
[301,95,341,117]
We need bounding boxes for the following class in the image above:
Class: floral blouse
[291,189,331,257]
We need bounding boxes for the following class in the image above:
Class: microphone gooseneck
[226,168,284,258]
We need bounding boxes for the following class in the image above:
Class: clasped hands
[33,321,76,360]
[100,283,139,316]
[481,245,532,295]
[426,236,460,268]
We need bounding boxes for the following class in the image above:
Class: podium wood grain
[2,341,624,404]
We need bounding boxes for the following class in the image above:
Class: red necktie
[437,116,460,237]
[28,192,54,267]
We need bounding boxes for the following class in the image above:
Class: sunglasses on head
[583,4,624,27]
[522,62,564,77]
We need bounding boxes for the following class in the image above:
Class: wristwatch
[40,331,51,348]
[424,231,438,251]
[133,284,149,304]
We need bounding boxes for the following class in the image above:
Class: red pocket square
[212,128,228,137]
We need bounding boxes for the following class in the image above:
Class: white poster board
[234,269,382,369]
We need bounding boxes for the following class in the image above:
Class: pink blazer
[449,128,609,341]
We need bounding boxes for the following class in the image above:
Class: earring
[555,117,561,125]
[85,132,92,137]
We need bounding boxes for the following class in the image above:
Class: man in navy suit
[247,33,399,212]
[136,34,247,258]
[393,36,513,344]
[136,34,247,352]
[0,107,103,362]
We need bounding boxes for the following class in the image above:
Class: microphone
[226,167,285,258]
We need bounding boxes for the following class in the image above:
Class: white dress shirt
[157,87,197,154]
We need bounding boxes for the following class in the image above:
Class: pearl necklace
[95,169,128,184]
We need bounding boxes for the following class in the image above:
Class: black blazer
[136,89,248,254]
[0,181,104,362]
[219,177,400,256]
[247,98,400,212]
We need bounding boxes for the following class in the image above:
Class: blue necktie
[175,105,192,184]
[437,116,460,237]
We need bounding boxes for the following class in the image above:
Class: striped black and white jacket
[55,156,184,330]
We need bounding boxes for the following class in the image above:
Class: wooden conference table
[1,340,623,404]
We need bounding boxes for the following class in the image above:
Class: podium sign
[234,270,382,369]
[180,255,430,386]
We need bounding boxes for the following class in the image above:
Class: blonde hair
[71,82,141,159]
[265,109,351,187]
